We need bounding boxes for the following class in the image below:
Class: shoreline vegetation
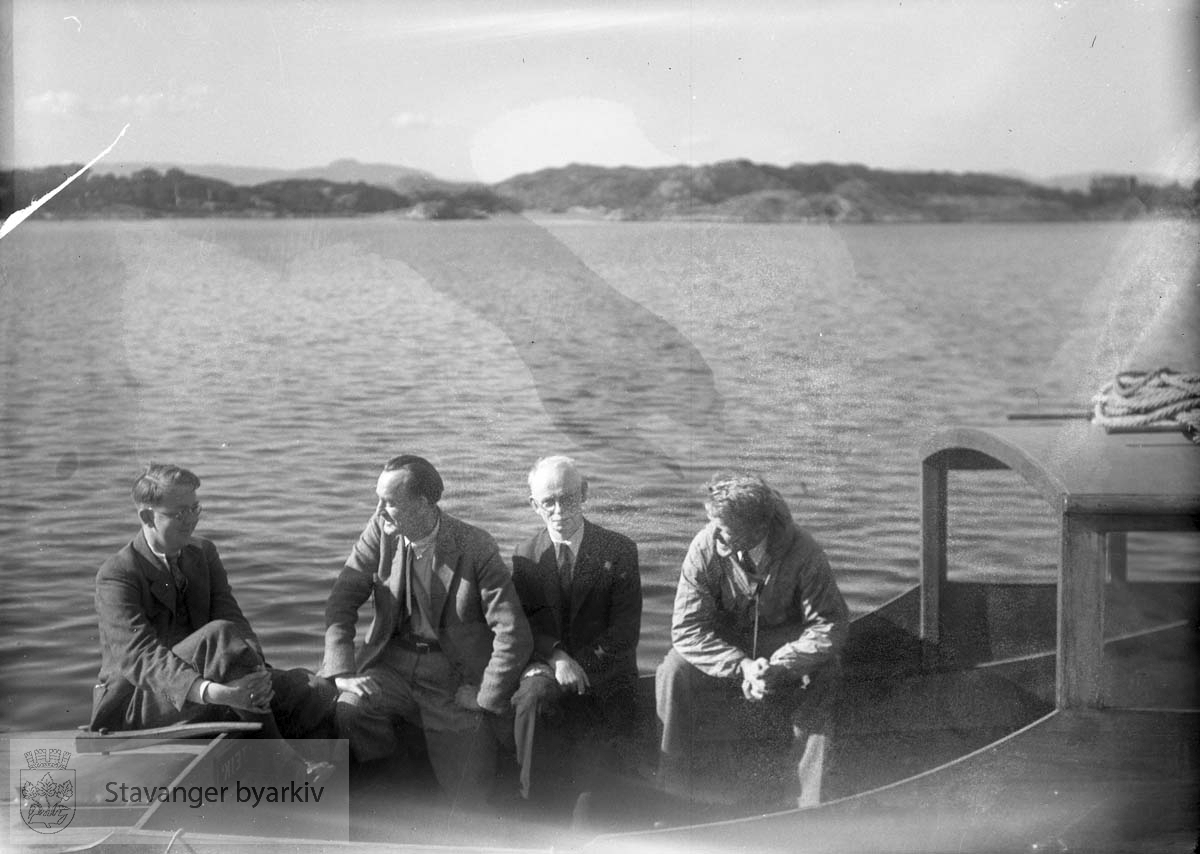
[6,158,1197,223]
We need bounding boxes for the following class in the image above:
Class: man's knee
[176,620,262,681]
[655,648,693,703]
[657,648,717,718]
[789,662,841,738]
[511,673,558,719]
[194,619,254,650]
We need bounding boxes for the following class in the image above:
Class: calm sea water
[1,216,1197,732]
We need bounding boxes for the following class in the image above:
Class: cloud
[469,97,675,182]
[24,90,83,116]
[111,85,210,117]
[389,111,445,130]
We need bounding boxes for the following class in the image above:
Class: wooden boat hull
[6,579,1196,852]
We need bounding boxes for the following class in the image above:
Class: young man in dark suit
[92,464,334,776]
[510,455,642,803]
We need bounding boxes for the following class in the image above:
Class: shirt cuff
[186,677,212,705]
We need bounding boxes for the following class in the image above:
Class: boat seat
[75,721,262,754]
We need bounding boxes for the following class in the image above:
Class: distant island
[5,158,1197,223]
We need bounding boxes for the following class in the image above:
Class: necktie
[557,543,573,641]
[166,554,188,595]
[738,550,757,576]
[166,554,188,620]
[558,543,573,589]
[402,542,414,621]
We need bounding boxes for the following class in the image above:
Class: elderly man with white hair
[510,455,642,805]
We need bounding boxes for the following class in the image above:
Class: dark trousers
[92,620,336,744]
[510,671,637,802]
[655,648,839,807]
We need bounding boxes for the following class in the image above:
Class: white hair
[527,455,585,492]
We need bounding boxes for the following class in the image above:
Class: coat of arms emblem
[20,747,76,833]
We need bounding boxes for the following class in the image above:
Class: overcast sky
[12,0,1200,184]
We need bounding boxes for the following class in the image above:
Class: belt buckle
[403,635,437,653]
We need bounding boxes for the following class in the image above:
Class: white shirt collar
[548,519,586,558]
[144,536,176,570]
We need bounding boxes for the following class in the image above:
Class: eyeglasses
[156,502,202,522]
[532,493,582,513]
[714,523,766,550]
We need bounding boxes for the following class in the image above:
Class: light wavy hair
[703,472,783,531]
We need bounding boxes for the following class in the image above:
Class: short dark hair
[703,472,777,531]
[383,454,444,504]
[132,463,201,507]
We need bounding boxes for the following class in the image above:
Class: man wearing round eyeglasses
[509,455,641,804]
[655,472,848,809]
[91,463,335,779]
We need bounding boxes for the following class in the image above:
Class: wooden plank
[924,447,1009,471]
[1006,412,1091,421]
[133,734,232,830]
[1106,532,1127,582]
[922,424,1199,510]
[75,721,262,754]
[1104,422,1186,434]
[1058,516,1106,710]
[1065,495,1200,521]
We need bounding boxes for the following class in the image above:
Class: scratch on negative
[0,123,130,241]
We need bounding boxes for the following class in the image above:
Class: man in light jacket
[656,472,848,807]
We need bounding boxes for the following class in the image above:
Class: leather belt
[394,634,441,653]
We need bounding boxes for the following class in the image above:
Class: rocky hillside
[495,160,1197,222]
[6,158,1195,223]
[6,165,518,220]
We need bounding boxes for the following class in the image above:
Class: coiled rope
[1091,367,1200,443]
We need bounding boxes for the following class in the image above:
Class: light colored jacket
[670,502,849,680]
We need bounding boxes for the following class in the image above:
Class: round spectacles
[156,502,202,522]
[532,494,582,513]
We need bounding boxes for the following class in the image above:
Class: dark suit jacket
[320,511,532,716]
[92,531,261,730]
[512,520,641,693]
